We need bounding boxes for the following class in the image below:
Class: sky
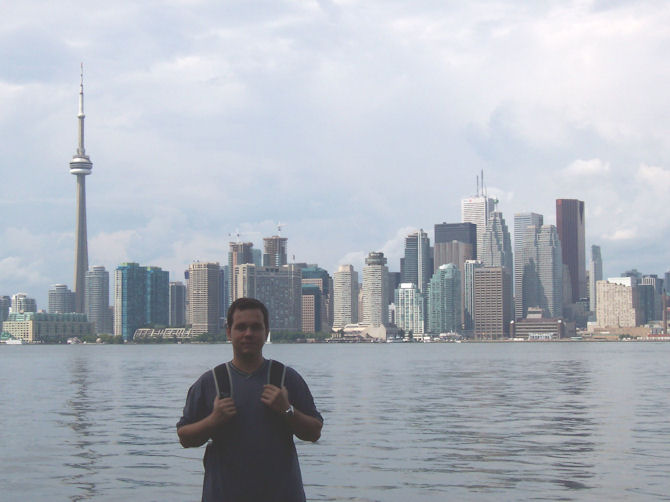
[2,0,670,307]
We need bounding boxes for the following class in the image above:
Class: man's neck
[231,355,265,374]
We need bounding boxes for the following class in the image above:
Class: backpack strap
[267,359,286,388]
[212,362,233,399]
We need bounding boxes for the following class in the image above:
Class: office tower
[252,249,262,267]
[433,221,476,272]
[400,229,431,293]
[0,296,10,322]
[146,267,169,327]
[462,195,496,261]
[556,199,586,303]
[428,264,461,334]
[463,260,483,333]
[169,281,186,327]
[640,275,663,322]
[188,262,221,336]
[263,236,288,267]
[11,293,37,313]
[229,242,254,301]
[219,266,230,314]
[596,280,641,328]
[301,284,321,333]
[85,266,111,333]
[48,284,75,314]
[473,267,513,339]
[333,265,359,330]
[395,283,425,335]
[301,266,333,331]
[232,264,302,332]
[362,252,389,327]
[514,213,543,318]
[621,269,642,286]
[520,225,563,319]
[70,67,93,313]
[588,246,603,313]
[114,263,147,340]
[481,212,513,272]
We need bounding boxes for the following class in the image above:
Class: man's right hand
[210,396,237,425]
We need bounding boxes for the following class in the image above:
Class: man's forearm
[177,415,218,448]
[287,408,323,442]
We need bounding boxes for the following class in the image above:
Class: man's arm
[261,385,323,442]
[177,396,237,447]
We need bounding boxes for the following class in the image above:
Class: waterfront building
[2,312,93,343]
[556,199,586,303]
[333,265,359,330]
[48,284,75,314]
[641,275,663,322]
[301,284,321,334]
[400,229,432,293]
[0,296,10,322]
[146,266,169,327]
[263,236,288,267]
[11,293,37,314]
[69,68,93,313]
[463,260,483,333]
[596,280,641,328]
[85,266,112,333]
[394,283,425,335]
[229,242,254,301]
[427,264,461,334]
[232,264,302,332]
[481,211,513,273]
[461,195,496,261]
[473,267,513,339]
[589,245,603,314]
[169,281,186,327]
[301,266,333,331]
[219,266,230,313]
[188,262,221,336]
[509,308,568,340]
[520,225,563,319]
[114,263,146,341]
[362,252,389,327]
[514,213,543,319]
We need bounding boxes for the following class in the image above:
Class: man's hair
[226,297,270,332]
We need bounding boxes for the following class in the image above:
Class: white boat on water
[4,339,23,345]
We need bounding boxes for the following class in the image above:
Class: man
[177,297,323,502]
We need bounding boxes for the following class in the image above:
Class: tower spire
[77,62,86,157]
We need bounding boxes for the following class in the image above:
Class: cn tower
[70,64,92,313]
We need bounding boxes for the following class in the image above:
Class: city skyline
[2,1,670,307]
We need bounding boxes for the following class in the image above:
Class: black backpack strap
[267,359,286,388]
[212,362,233,399]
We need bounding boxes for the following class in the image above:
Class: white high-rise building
[333,264,359,330]
[11,293,37,314]
[48,284,75,314]
[462,196,496,261]
[188,262,221,336]
[395,283,424,335]
[596,280,641,328]
[362,252,389,327]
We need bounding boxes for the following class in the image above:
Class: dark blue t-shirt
[177,359,323,502]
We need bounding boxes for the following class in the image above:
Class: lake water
[2,342,670,501]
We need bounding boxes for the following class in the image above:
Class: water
[2,342,670,501]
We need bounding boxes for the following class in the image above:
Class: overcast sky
[2,0,670,307]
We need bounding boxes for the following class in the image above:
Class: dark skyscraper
[556,199,586,303]
[400,229,431,293]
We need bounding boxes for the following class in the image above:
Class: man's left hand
[261,384,290,413]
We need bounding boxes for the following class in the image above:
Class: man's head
[226,297,270,334]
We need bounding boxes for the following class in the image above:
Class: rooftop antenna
[476,174,479,197]
[277,221,284,236]
[481,169,486,197]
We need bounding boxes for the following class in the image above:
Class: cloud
[562,158,611,178]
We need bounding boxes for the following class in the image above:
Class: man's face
[227,308,268,360]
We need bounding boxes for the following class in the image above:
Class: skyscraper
[11,293,37,313]
[301,266,333,331]
[394,283,425,335]
[514,212,543,319]
[146,266,169,326]
[480,212,513,272]
[114,263,146,341]
[70,67,93,313]
[463,260,483,333]
[263,236,288,267]
[301,284,322,334]
[556,199,586,303]
[229,242,254,302]
[362,252,389,327]
[433,222,476,272]
[461,195,496,261]
[427,264,461,334]
[48,284,75,314]
[520,225,563,319]
[589,245,603,313]
[85,266,111,333]
[333,264,359,330]
[400,230,432,293]
[169,281,186,327]
[0,296,10,322]
[188,262,221,336]
[473,267,513,339]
